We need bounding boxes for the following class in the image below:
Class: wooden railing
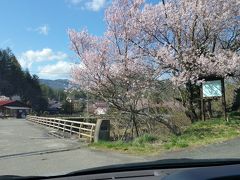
[58,117,97,123]
[26,115,96,142]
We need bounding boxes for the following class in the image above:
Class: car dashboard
[46,163,240,180]
[2,159,240,180]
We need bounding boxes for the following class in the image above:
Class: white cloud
[27,24,50,35]
[86,0,106,11]
[67,0,83,5]
[38,61,72,79]
[19,48,68,68]
[67,0,106,11]
[37,25,49,35]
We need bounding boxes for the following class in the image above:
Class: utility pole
[58,90,60,102]
[221,78,227,121]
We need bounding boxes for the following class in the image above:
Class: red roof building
[0,100,15,106]
[0,100,31,118]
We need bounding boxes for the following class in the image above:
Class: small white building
[94,102,108,115]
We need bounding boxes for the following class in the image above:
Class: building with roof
[87,101,108,115]
[0,100,31,118]
[47,99,62,115]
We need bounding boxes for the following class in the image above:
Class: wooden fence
[26,115,96,142]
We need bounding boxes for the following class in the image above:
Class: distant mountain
[39,79,70,90]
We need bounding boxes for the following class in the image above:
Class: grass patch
[90,118,240,155]
[164,118,240,150]
[90,134,161,155]
[132,134,158,145]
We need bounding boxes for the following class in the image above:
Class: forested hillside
[39,79,69,90]
[0,48,48,112]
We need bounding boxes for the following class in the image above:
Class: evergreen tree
[0,48,48,113]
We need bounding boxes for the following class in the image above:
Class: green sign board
[203,80,222,97]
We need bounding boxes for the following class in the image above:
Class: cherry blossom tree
[68,25,181,136]
[69,0,239,135]
[68,0,183,135]
[123,0,240,120]
[131,0,239,82]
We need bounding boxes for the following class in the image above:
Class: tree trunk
[186,83,198,122]
[121,121,131,141]
[207,100,212,118]
[132,113,139,137]
[131,119,134,140]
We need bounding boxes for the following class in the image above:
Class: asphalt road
[157,137,240,160]
[1,118,240,177]
[0,118,145,176]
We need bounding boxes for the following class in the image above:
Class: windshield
[0,0,239,177]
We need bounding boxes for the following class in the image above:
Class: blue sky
[0,0,158,80]
[0,0,107,79]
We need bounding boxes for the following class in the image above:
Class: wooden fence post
[58,120,60,130]
[63,121,66,133]
[90,125,94,142]
[70,122,73,135]
[79,123,82,138]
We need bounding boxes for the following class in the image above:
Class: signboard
[203,80,222,97]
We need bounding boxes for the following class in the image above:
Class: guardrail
[26,115,96,142]
[58,117,97,123]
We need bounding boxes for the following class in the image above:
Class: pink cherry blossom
[68,0,239,134]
